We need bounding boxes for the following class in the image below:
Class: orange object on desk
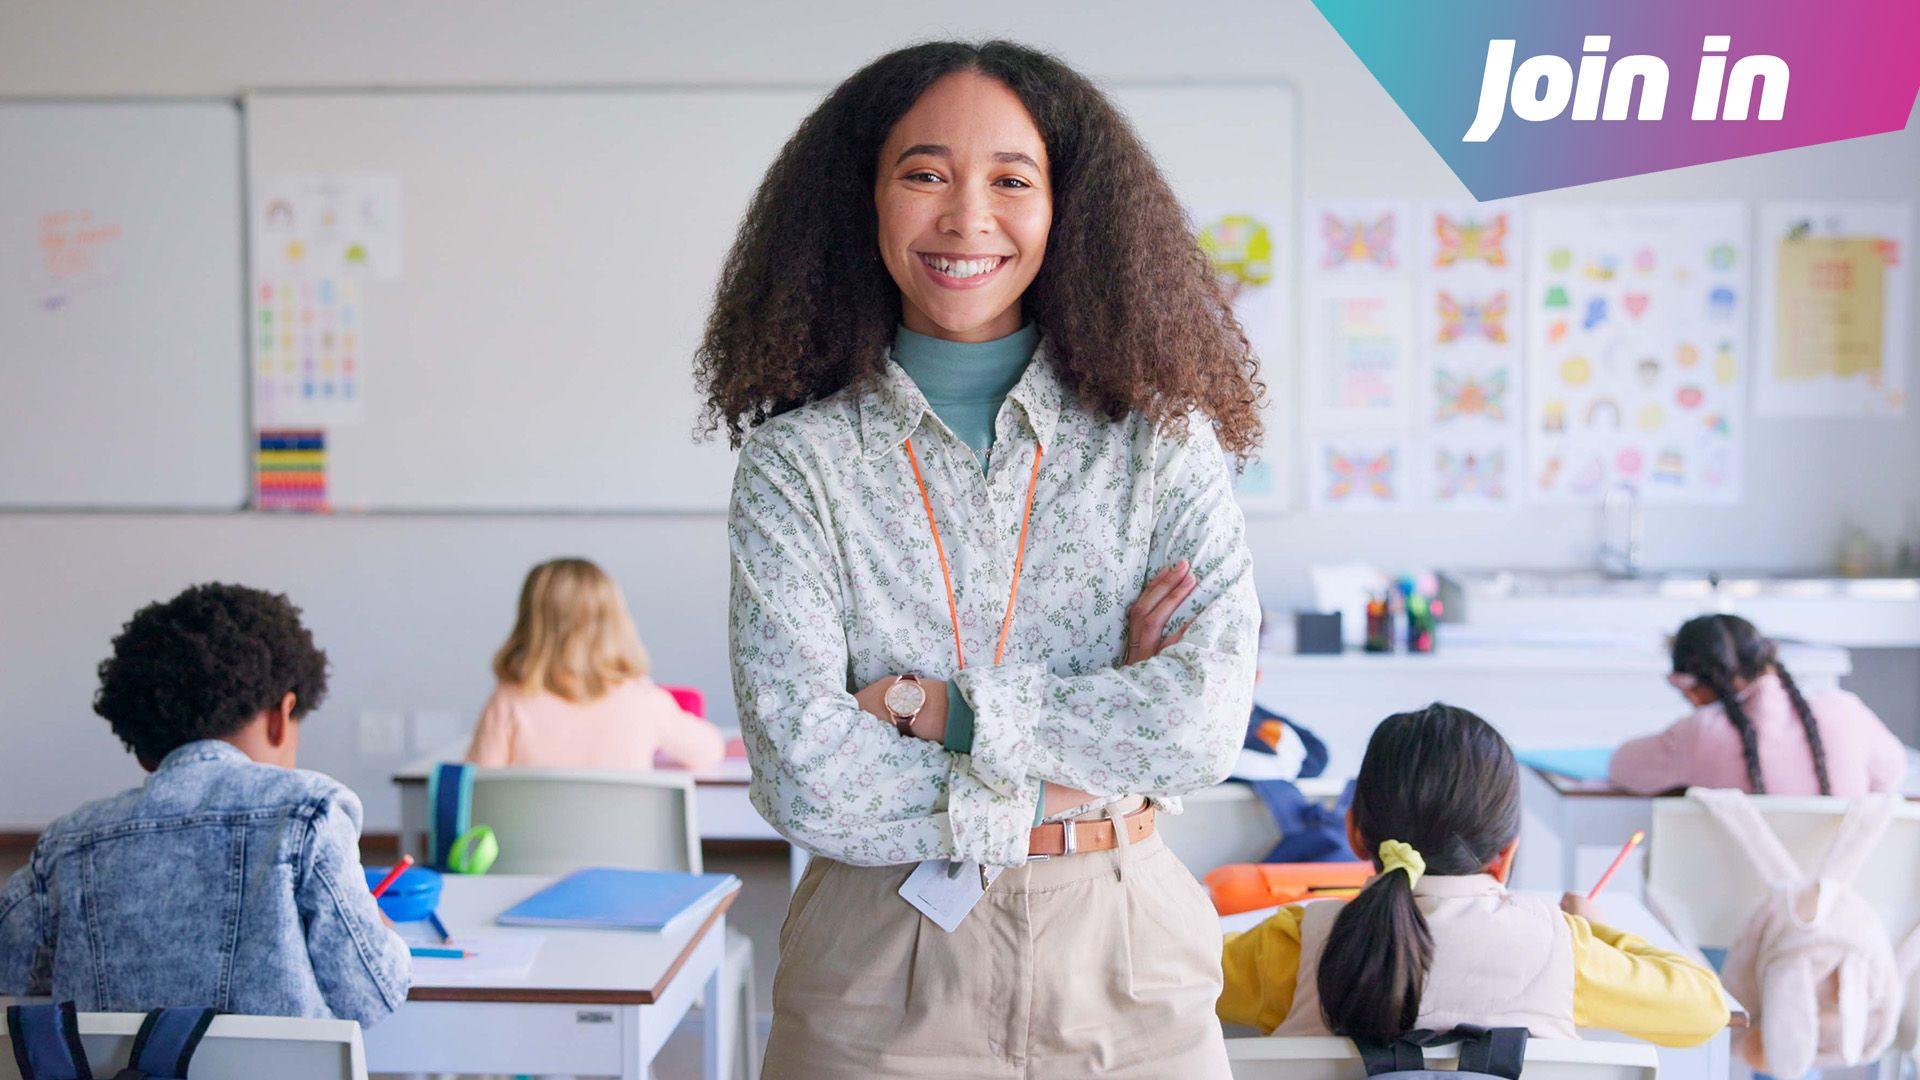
[1204,860,1373,916]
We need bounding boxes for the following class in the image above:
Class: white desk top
[1220,891,1746,1026]
[410,874,737,1004]
[1260,637,1850,677]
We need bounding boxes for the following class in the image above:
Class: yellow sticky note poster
[1772,237,1885,382]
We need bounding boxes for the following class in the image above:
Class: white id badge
[899,859,1001,932]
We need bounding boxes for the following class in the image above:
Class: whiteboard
[0,101,248,509]
[244,84,1295,512]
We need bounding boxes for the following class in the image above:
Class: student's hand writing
[1125,560,1196,664]
[1560,891,1604,923]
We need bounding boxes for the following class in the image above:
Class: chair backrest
[467,766,701,875]
[1646,794,1920,950]
[0,1011,365,1080]
[1225,1036,1657,1080]
[660,683,705,718]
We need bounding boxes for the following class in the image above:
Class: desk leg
[704,938,733,1080]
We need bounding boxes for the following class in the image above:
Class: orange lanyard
[902,437,1043,669]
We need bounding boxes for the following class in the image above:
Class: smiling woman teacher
[697,40,1264,1078]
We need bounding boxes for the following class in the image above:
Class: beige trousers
[762,819,1231,1079]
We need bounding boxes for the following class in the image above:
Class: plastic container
[364,864,443,922]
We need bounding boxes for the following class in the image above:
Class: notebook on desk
[1516,747,1615,783]
[496,868,740,935]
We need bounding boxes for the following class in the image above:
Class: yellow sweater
[1219,902,1729,1046]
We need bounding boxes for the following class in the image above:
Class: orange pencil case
[1204,860,1373,916]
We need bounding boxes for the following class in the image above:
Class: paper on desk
[398,924,544,984]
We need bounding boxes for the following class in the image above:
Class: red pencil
[1587,830,1645,900]
[370,855,415,899]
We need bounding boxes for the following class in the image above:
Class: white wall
[2,0,1916,828]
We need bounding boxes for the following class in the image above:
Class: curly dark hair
[695,39,1265,457]
[94,582,330,764]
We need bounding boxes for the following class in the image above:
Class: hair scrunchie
[1377,839,1426,888]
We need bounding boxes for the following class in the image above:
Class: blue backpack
[6,1001,216,1080]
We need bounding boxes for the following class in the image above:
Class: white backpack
[1685,788,1920,1076]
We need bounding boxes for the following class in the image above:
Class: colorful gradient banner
[1312,0,1920,199]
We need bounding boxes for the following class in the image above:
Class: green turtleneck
[890,323,1039,810]
[891,322,1039,474]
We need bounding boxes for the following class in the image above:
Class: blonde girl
[465,558,724,771]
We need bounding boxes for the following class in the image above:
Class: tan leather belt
[1027,803,1155,857]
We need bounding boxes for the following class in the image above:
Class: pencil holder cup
[366,865,443,922]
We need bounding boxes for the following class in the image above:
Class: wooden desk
[1220,893,1744,1080]
[361,873,739,1079]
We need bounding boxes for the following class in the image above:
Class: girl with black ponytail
[1612,614,1906,796]
[1220,703,1728,1047]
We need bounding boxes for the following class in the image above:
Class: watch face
[884,679,927,717]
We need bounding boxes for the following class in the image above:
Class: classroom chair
[1224,1035,1658,1080]
[1647,794,1920,1077]
[467,768,759,1080]
[0,1010,366,1080]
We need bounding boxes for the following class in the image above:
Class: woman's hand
[854,676,949,743]
[1125,560,1196,664]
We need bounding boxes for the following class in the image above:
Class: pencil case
[365,864,443,922]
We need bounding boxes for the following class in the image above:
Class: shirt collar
[857,335,1064,459]
[154,739,251,772]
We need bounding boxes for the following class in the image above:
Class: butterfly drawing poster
[1309,435,1410,513]
[1308,200,1410,279]
[1525,203,1749,506]
[1424,437,1521,509]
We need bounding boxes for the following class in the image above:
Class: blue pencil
[409,946,469,959]
[427,911,452,944]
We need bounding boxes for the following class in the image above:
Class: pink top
[1611,672,1907,796]
[464,676,726,772]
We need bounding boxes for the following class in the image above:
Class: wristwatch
[883,673,927,737]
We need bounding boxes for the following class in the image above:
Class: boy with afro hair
[0,583,410,1024]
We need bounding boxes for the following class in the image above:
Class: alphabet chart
[1524,203,1748,505]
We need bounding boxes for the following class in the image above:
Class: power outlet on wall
[357,710,407,757]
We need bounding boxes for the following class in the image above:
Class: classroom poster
[1307,433,1410,513]
[1754,202,1911,417]
[1302,200,1414,437]
[1524,203,1748,506]
[1194,206,1292,513]
[249,174,399,434]
[1412,201,1525,508]
[250,275,367,428]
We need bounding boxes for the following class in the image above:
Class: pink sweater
[464,676,726,772]
[1611,673,1907,796]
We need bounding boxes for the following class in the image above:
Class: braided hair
[1670,614,1831,795]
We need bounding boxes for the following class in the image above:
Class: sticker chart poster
[1301,200,1414,512]
[248,174,401,432]
[1194,206,1291,513]
[1307,434,1410,513]
[1525,204,1748,506]
[1413,201,1524,508]
[1755,202,1911,417]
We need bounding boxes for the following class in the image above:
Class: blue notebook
[496,868,740,934]
[1516,747,1615,782]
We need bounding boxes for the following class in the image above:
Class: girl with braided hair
[1611,613,1906,796]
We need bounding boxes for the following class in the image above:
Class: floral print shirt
[727,343,1259,868]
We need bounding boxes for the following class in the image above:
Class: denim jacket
[0,740,411,1026]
